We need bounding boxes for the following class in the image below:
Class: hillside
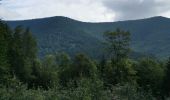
[5,16,170,59]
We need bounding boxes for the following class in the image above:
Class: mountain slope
[5,16,170,59]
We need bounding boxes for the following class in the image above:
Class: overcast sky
[0,0,170,22]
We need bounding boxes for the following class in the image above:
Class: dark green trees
[103,28,135,86]
[58,53,97,86]
[0,22,11,84]
[11,26,28,82]
[22,28,37,59]
[56,52,71,70]
[72,54,97,79]
[0,22,38,85]
[104,28,131,62]
[1,21,170,99]
[40,55,58,88]
[135,58,164,96]
[9,26,37,83]
[163,58,170,97]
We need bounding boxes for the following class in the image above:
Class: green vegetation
[7,16,170,59]
[1,21,170,100]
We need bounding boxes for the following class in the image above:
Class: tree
[135,58,164,96]
[56,53,72,85]
[0,21,11,84]
[39,55,58,89]
[22,28,37,60]
[9,26,26,82]
[163,58,170,97]
[98,55,107,78]
[67,78,112,100]
[9,26,37,84]
[104,28,131,62]
[59,53,97,86]
[72,53,97,79]
[55,52,71,70]
[103,29,135,86]
[29,59,42,88]
[103,59,136,86]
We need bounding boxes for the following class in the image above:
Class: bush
[112,83,155,100]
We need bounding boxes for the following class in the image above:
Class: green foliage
[58,53,97,86]
[29,55,58,89]
[64,78,112,100]
[7,16,170,59]
[0,79,113,100]
[0,22,11,84]
[163,58,170,97]
[103,59,137,86]
[1,21,170,99]
[112,83,155,100]
[22,28,38,59]
[72,54,97,79]
[135,58,164,96]
[55,52,71,70]
[40,55,58,88]
[103,29,136,86]
[56,53,72,85]
[9,26,35,83]
[104,28,131,61]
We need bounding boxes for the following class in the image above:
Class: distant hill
[5,16,170,59]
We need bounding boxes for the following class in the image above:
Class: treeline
[0,21,170,100]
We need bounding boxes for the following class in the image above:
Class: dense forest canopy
[6,16,170,59]
[1,20,170,100]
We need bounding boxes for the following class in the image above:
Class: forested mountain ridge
[5,16,170,58]
[1,20,170,99]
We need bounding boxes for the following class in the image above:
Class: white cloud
[0,0,115,22]
[102,0,170,21]
[0,5,20,20]
[0,0,170,22]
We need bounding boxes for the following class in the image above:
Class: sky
[0,0,170,22]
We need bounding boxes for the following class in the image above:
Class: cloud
[1,0,170,22]
[101,0,170,21]
[0,4,20,20]
[0,0,115,22]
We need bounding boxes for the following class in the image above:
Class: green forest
[1,20,170,100]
